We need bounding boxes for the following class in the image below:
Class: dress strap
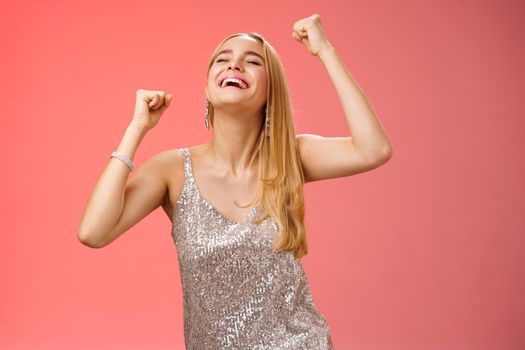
[180,148,194,181]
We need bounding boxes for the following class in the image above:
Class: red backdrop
[1,0,524,349]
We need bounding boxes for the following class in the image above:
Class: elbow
[382,145,393,162]
[77,230,106,249]
[378,140,393,161]
[368,144,393,166]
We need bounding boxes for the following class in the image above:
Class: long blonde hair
[206,32,308,260]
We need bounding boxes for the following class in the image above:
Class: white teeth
[221,77,247,89]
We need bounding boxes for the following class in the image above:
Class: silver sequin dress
[171,148,335,349]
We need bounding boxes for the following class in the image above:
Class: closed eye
[216,58,261,65]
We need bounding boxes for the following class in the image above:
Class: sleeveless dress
[171,147,335,349]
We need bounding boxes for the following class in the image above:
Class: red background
[1,0,524,349]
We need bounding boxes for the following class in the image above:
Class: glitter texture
[171,148,335,349]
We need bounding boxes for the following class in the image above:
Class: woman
[78,14,392,349]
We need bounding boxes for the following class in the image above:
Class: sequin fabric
[171,148,335,349]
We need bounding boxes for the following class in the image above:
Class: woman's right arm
[77,89,173,248]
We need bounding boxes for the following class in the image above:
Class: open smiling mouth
[219,77,249,89]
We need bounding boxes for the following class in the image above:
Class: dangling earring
[265,104,270,137]
[204,99,210,129]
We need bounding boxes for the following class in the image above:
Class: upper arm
[102,150,171,246]
[296,134,392,183]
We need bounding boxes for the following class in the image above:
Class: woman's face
[206,35,268,117]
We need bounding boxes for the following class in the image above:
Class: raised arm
[292,14,393,183]
[77,89,173,248]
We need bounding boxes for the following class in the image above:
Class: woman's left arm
[292,14,393,183]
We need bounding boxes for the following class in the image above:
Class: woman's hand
[130,89,173,132]
[292,14,334,58]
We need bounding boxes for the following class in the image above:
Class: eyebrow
[214,49,265,62]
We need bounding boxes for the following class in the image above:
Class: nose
[227,59,243,71]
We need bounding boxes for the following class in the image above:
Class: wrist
[127,122,149,135]
[317,42,335,60]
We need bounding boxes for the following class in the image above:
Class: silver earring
[204,99,210,129]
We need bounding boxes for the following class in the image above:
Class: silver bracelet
[111,151,135,171]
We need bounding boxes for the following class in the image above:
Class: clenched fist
[131,89,173,132]
[292,14,334,58]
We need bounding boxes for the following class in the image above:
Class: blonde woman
[78,14,392,350]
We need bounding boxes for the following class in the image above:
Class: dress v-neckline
[184,148,261,226]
